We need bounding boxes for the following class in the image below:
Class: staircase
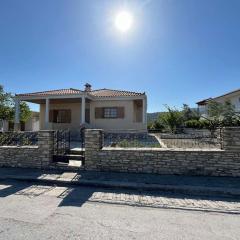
[52,148,85,170]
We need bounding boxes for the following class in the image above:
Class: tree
[222,101,235,126]
[207,101,223,118]
[0,85,31,122]
[159,105,183,133]
[182,104,200,121]
[204,100,238,136]
[0,85,13,120]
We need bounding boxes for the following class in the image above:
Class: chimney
[84,83,92,92]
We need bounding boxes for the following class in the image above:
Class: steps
[50,161,83,171]
[64,154,84,161]
[53,149,85,169]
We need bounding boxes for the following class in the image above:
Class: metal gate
[53,128,85,163]
[53,130,70,162]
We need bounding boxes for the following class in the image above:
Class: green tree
[159,105,183,133]
[204,100,237,136]
[0,85,31,122]
[222,101,235,126]
[182,104,200,121]
[207,101,224,118]
[0,85,13,120]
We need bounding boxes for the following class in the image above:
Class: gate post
[38,130,54,168]
[84,129,103,170]
[222,127,240,151]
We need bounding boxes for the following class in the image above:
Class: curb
[1,175,240,199]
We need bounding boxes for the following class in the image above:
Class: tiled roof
[16,88,83,97]
[16,88,145,98]
[89,89,145,97]
[196,98,212,105]
[196,88,240,105]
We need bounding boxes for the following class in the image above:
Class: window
[95,107,124,119]
[104,108,117,118]
[49,109,71,123]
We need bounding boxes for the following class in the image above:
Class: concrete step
[69,150,85,155]
[65,154,84,161]
[50,162,82,171]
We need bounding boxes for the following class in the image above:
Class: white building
[196,88,240,116]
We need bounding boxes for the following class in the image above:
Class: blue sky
[0,0,240,112]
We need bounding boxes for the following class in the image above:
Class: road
[0,180,239,240]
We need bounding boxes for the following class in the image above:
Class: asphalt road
[0,180,239,240]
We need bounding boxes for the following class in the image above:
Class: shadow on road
[1,179,240,210]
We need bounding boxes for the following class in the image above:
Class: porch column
[14,98,20,131]
[81,96,86,124]
[142,98,147,124]
[45,98,49,129]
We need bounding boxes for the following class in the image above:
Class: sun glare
[115,11,133,33]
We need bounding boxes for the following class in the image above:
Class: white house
[197,88,240,116]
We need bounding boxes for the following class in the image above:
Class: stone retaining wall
[0,131,54,169]
[84,128,240,177]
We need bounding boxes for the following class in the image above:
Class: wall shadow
[1,178,240,211]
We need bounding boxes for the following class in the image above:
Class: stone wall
[0,131,54,169]
[221,127,240,151]
[84,128,240,177]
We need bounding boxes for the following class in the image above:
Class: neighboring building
[14,84,147,132]
[24,111,40,131]
[0,120,9,132]
[0,112,39,132]
[197,88,240,117]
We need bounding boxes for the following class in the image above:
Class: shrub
[147,120,164,131]
[159,106,184,133]
[185,119,204,129]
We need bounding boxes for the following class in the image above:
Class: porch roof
[16,88,83,97]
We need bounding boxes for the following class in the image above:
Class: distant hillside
[147,112,161,123]
[148,107,199,123]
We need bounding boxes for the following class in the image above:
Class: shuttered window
[95,107,124,119]
[49,109,71,123]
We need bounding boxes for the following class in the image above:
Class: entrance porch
[14,94,91,131]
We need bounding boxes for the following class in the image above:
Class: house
[14,84,147,132]
[196,88,240,117]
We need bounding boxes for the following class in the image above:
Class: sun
[115,11,133,33]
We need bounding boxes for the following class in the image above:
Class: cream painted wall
[40,102,82,130]
[90,100,146,131]
[40,99,147,131]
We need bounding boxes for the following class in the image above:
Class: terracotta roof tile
[16,88,145,98]
[89,89,145,97]
[16,88,83,97]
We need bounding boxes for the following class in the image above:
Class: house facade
[14,84,147,132]
[197,88,240,117]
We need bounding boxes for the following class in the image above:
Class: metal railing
[104,133,161,148]
[153,131,222,149]
[0,131,38,146]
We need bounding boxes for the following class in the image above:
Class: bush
[147,120,164,131]
[185,120,203,129]
[159,106,184,133]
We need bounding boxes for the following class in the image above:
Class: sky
[0,0,240,112]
